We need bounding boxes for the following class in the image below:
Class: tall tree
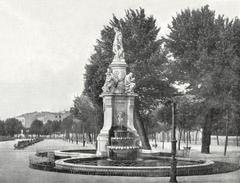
[0,120,5,136]
[178,95,203,147]
[84,8,175,149]
[71,95,97,134]
[164,5,240,153]
[52,120,61,137]
[29,119,43,137]
[43,120,53,137]
[228,18,240,146]
[5,118,23,137]
[151,104,171,149]
[215,17,240,154]
[71,95,101,145]
[61,115,74,140]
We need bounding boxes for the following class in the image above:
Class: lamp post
[169,101,178,183]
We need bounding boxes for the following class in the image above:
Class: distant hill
[16,111,70,128]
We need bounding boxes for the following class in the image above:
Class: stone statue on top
[102,26,136,94]
[113,27,125,62]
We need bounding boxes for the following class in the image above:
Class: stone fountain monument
[97,27,140,158]
[32,26,215,178]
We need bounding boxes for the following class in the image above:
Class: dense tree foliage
[52,120,61,135]
[71,95,102,144]
[29,119,43,137]
[84,8,175,149]
[164,5,240,153]
[42,120,60,137]
[4,118,23,137]
[0,120,5,136]
[43,120,53,136]
[61,115,74,139]
[152,95,201,149]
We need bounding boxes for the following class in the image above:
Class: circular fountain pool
[64,157,202,167]
[53,127,214,177]
[54,154,214,177]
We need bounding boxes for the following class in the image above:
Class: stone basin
[54,154,214,177]
[107,146,140,160]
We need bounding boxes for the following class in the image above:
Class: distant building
[16,111,70,128]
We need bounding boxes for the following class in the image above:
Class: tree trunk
[186,130,189,148]
[88,133,92,144]
[82,126,85,147]
[162,132,165,149]
[75,132,78,144]
[178,129,182,150]
[65,130,70,140]
[195,130,198,144]
[183,129,185,143]
[167,131,170,142]
[236,127,239,146]
[224,109,229,156]
[237,135,239,146]
[71,133,74,143]
[134,111,151,150]
[94,129,97,143]
[201,110,213,154]
[189,131,191,144]
[216,133,219,146]
[154,132,157,148]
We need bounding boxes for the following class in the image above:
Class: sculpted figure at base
[114,71,125,93]
[117,112,125,128]
[102,68,118,93]
[125,72,136,93]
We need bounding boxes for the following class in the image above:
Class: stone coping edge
[99,93,138,97]
[55,156,214,171]
[107,146,140,150]
[54,150,98,158]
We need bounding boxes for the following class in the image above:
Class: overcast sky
[0,0,239,119]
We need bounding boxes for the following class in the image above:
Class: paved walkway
[0,139,239,183]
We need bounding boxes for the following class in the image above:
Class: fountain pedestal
[96,93,139,156]
[107,128,140,160]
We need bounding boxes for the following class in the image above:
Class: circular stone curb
[29,149,240,177]
[54,150,97,158]
[54,156,214,177]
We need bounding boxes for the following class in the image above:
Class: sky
[0,0,239,119]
